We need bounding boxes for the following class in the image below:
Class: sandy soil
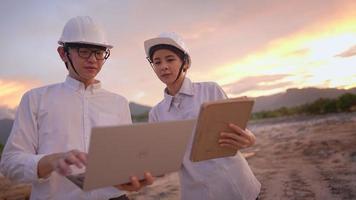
[1,112,355,200]
[129,112,356,200]
[246,112,356,200]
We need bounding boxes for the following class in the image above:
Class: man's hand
[54,150,87,176]
[218,123,256,150]
[115,172,154,192]
[38,149,87,178]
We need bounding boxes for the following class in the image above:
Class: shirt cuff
[24,153,49,183]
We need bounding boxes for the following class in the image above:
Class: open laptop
[67,119,195,191]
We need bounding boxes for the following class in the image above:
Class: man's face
[58,46,108,83]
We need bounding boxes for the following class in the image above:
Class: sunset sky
[0,0,355,111]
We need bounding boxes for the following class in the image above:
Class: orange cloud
[283,48,310,58]
[211,2,356,97]
[0,79,40,108]
[336,45,356,57]
[222,74,293,95]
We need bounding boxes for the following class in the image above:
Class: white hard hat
[58,16,113,49]
[144,32,191,66]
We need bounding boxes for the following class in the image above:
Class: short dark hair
[149,44,186,62]
[64,43,107,51]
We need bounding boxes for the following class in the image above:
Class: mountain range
[0,118,13,145]
[252,87,356,112]
[128,87,356,113]
[129,102,151,116]
[1,87,355,145]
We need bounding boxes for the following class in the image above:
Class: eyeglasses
[75,47,110,60]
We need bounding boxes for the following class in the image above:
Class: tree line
[252,93,356,120]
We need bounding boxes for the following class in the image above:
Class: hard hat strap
[64,47,81,78]
[146,56,155,70]
[174,54,188,83]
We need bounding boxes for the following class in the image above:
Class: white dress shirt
[149,78,261,200]
[0,76,132,200]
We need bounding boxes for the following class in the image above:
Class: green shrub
[132,111,149,122]
[252,93,356,120]
[337,93,356,112]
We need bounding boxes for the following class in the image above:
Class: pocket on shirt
[98,113,120,126]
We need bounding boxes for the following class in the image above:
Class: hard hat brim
[144,37,186,57]
[58,40,113,49]
[144,37,191,67]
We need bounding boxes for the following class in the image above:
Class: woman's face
[151,48,185,86]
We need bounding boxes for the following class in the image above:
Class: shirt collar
[64,76,101,94]
[163,77,194,111]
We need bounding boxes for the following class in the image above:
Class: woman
[144,32,261,200]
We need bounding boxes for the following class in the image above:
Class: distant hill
[0,119,13,145]
[253,87,356,112]
[0,106,16,120]
[0,103,152,145]
[129,102,151,116]
[128,87,356,118]
[1,88,354,144]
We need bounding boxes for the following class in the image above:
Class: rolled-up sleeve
[0,91,44,183]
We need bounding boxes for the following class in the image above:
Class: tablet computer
[67,119,195,191]
[190,97,254,162]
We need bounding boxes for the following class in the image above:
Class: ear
[57,46,67,62]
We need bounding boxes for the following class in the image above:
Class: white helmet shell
[58,16,113,49]
[144,32,191,66]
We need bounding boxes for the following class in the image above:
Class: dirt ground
[1,112,355,200]
[129,112,356,200]
[246,112,356,200]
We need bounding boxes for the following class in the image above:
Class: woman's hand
[115,172,155,192]
[218,123,256,150]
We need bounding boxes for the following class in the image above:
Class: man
[0,16,153,200]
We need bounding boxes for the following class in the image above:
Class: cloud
[222,74,293,95]
[0,79,40,108]
[335,45,356,57]
[0,0,355,107]
[284,48,310,57]
[0,106,16,120]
